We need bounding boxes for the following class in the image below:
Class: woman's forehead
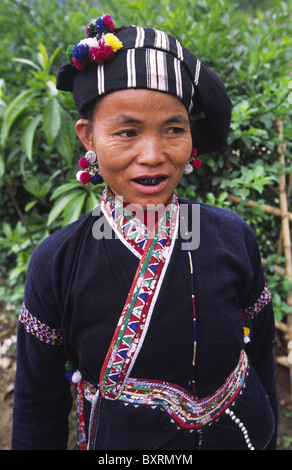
[93,88,189,122]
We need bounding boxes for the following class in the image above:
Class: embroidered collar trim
[99,187,179,399]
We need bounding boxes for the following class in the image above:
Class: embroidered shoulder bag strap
[99,188,179,400]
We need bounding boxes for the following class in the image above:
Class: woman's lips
[133,176,167,186]
[131,176,168,194]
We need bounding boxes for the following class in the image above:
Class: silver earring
[76,151,103,186]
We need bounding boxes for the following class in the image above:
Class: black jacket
[12,198,277,450]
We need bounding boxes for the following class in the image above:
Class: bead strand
[225,408,255,450]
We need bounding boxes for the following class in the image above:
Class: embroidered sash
[99,188,179,399]
[84,349,248,431]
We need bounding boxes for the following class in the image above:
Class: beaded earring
[76,150,104,186]
[184,148,201,175]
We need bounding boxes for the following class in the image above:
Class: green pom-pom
[87,23,97,38]
[65,361,74,372]
[66,45,74,65]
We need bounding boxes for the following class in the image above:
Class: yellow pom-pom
[104,33,123,52]
[243,327,250,337]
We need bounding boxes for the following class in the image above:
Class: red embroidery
[19,303,63,346]
[243,284,272,320]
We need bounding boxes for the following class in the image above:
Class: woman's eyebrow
[105,114,189,125]
[105,114,142,125]
[163,115,190,125]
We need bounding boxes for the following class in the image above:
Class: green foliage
[0,0,291,318]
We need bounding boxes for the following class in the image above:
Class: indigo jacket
[12,198,277,450]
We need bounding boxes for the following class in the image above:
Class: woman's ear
[75,119,94,151]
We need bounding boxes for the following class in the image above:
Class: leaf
[22,115,42,161]
[0,152,5,177]
[38,43,49,70]
[43,98,61,145]
[50,182,81,200]
[23,178,41,198]
[47,191,82,226]
[12,58,40,71]
[85,190,100,213]
[54,108,76,166]
[25,201,38,212]
[48,46,62,70]
[62,192,86,226]
[1,89,37,150]
[2,222,13,240]
[39,181,53,200]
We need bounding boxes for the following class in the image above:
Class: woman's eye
[116,129,137,138]
[165,127,185,135]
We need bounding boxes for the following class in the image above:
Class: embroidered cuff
[19,303,63,346]
[242,285,272,321]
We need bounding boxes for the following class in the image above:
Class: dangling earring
[184,148,201,175]
[76,150,104,186]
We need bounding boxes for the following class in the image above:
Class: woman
[12,15,277,450]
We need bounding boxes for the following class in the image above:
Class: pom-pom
[94,17,107,34]
[191,147,198,158]
[91,173,103,185]
[67,15,122,69]
[78,157,90,169]
[76,170,83,182]
[79,171,92,185]
[71,370,82,384]
[77,170,91,185]
[79,37,99,48]
[66,45,74,65]
[65,371,74,381]
[102,14,116,31]
[86,22,97,38]
[72,43,89,62]
[72,57,87,70]
[89,43,114,64]
[65,361,74,372]
[104,33,123,52]
[191,158,201,169]
[243,326,251,344]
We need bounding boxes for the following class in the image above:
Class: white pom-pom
[71,370,82,384]
[79,37,99,48]
[184,163,193,175]
[85,150,97,164]
[244,336,250,344]
[76,170,83,182]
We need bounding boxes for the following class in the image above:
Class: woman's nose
[136,137,167,165]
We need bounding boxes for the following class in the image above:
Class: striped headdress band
[57,17,232,154]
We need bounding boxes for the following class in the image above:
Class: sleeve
[11,238,73,450]
[240,229,278,449]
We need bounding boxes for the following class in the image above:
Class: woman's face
[76,89,192,209]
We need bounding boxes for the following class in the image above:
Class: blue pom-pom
[91,173,103,185]
[94,17,107,33]
[65,371,74,381]
[72,44,89,61]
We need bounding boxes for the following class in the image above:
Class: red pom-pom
[79,171,92,185]
[191,147,198,158]
[78,157,90,169]
[72,57,87,70]
[89,43,114,64]
[191,158,201,169]
[103,14,115,31]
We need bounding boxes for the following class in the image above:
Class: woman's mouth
[133,176,167,186]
